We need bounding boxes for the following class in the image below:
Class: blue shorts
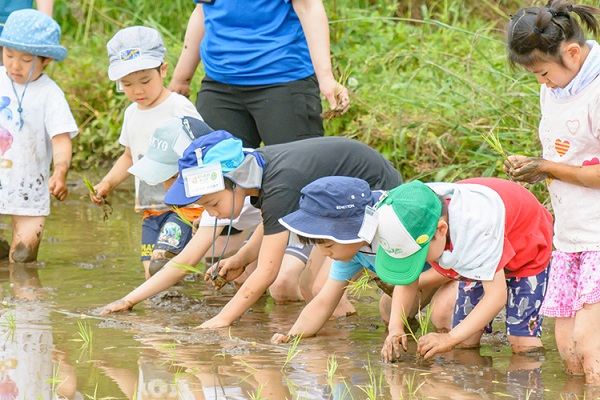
[452,266,549,337]
[141,212,194,261]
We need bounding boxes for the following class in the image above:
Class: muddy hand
[506,156,549,184]
[417,332,456,360]
[98,299,134,315]
[270,333,291,344]
[381,334,407,363]
[204,264,228,291]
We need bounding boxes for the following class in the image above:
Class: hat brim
[108,58,161,81]
[374,242,429,285]
[127,157,178,186]
[163,177,201,207]
[0,40,66,61]
[279,209,366,244]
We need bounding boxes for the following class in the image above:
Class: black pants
[196,75,324,148]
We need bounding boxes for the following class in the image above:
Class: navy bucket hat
[0,9,67,62]
[279,176,376,244]
[163,131,246,207]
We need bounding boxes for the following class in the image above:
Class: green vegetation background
[51,0,577,202]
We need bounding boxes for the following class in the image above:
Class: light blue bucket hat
[0,9,67,62]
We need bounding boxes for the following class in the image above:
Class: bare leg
[10,215,45,263]
[555,317,583,376]
[573,303,600,384]
[269,253,305,303]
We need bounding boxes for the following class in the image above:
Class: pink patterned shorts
[540,250,600,318]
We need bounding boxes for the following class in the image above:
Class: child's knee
[10,241,39,263]
[149,250,176,276]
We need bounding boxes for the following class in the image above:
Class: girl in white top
[506,0,600,385]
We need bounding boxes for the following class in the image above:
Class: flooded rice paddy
[0,173,596,399]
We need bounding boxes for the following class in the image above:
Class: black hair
[507,0,600,69]
[297,235,328,246]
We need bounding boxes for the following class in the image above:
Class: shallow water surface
[0,174,595,399]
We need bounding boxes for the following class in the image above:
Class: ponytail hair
[507,0,600,69]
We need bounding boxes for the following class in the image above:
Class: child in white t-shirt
[90,26,202,279]
[0,9,78,262]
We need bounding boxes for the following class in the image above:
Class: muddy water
[0,173,594,399]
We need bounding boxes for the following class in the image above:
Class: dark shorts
[452,266,550,337]
[141,212,194,261]
[196,75,324,148]
[285,244,313,264]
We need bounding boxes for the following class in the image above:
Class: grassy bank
[50,0,558,197]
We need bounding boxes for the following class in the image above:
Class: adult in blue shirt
[168,0,349,148]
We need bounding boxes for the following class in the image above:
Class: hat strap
[9,55,37,130]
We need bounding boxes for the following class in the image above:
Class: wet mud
[0,173,595,399]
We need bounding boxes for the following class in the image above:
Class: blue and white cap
[107,26,165,81]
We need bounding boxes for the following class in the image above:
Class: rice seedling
[84,383,99,399]
[171,206,196,230]
[479,119,515,168]
[281,333,302,371]
[404,372,426,398]
[82,176,112,221]
[248,383,267,400]
[72,320,93,359]
[327,354,338,389]
[357,356,383,400]
[0,312,16,343]
[346,269,373,298]
[156,341,177,367]
[47,360,65,397]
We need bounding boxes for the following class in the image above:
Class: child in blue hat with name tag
[0,9,78,262]
[161,133,402,329]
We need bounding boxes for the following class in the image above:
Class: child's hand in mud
[270,333,292,344]
[417,332,458,360]
[504,155,549,184]
[381,333,408,363]
[204,256,247,290]
[98,299,134,315]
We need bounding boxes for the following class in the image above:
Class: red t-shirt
[430,178,553,280]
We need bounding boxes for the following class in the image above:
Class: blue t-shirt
[329,252,376,282]
[196,0,314,85]
[0,0,33,33]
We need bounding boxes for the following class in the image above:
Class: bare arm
[200,230,289,328]
[271,277,347,343]
[100,225,224,314]
[417,269,507,359]
[381,281,419,362]
[49,133,72,201]
[169,4,205,97]
[292,0,349,112]
[35,0,54,16]
[91,147,133,205]
[507,155,600,189]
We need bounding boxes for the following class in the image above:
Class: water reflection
[0,175,595,399]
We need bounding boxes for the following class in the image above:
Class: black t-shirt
[253,137,402,235]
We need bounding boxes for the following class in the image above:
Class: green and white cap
[374,180,442,285]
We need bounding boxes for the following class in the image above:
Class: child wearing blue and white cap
[0,9,78,262]
[161,133,402,329]
[90,26,202,279]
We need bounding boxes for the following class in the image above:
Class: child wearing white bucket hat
[0,9,78,262]
[89,26,202,279]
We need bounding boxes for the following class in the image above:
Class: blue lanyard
[9,55,37,130]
